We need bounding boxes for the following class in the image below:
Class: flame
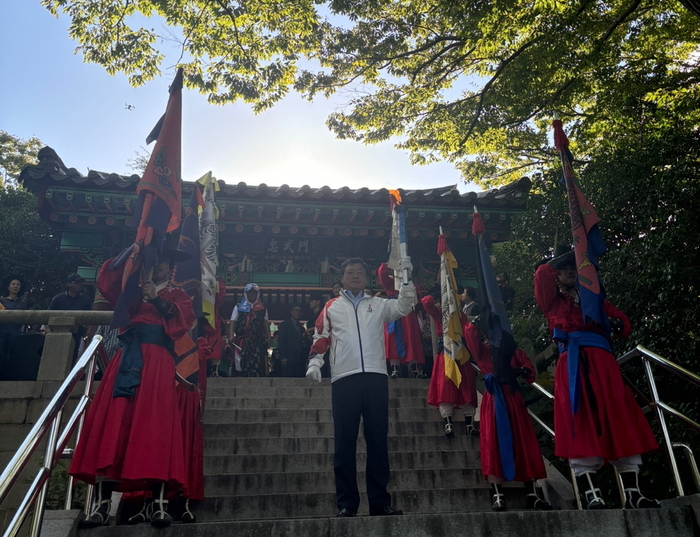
[388,189,402,204]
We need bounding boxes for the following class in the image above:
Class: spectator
[0,275,29,368]
[229,283,270,377]
[48,273,93,362]
[278,305,307,377]
[461,286,480,319]
[306,257,415,517]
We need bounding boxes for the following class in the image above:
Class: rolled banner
[388,189,410,285]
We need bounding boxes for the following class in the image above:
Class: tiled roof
[20,146,530,208]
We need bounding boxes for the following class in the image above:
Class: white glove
[399,256,413,281]
[398,277,417,306]
[306,364,322,383]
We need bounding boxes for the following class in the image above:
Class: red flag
[552,119,609,330]
[109,69,184,328]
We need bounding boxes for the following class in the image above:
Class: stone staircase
[73,376,700,537]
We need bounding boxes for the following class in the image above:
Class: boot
[180,497,197,523]
[443,416,455,438]
[490,483,506,511]
[525,480,552,510]
[80,481,114,528]
[576,472,606,510]
[465,415,479,437]
[619,471,660,509]
[127,498,152,524]
[150,483,173,528]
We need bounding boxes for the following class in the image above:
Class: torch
[388,190,410,285]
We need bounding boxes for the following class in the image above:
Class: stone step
[202,419,460,437]
[204,468,485,496]
[193,487,520,520]
[203,433,479,455]
[206,385,431,399]
[205,377,428,388]
[203,449,480,475]
[203,407,451,424]
[79,501,700,537]
[205,396,432,410]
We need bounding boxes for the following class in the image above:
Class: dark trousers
[332,372,391,513]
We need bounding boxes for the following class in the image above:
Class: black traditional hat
[536,245,575,270]
[161,234,192,263]
[549,245,575,270]
[1,274,29,297]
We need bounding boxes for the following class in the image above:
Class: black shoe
[465,416,480,437]
[490,483,506,511]
[336,508,356,517]
[80,500,111,528]
[150,508,172,528]
[180,497,197,523]
[619,471,661,509]
[79,481,114,528]
[127,499,152,524]
[370,505,403,516]
[525,480,552,510]
[576,472,606,510]
[443,417,455,438]
[150,483,172,528]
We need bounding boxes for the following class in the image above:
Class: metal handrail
[617,344,700,497]
[0,336,104,537]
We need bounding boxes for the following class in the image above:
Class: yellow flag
[439,235,470,388]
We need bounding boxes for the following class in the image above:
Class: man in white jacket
[306,257,415,517]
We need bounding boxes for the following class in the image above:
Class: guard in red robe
[377,263,425,378]
[463,323,551,511]
[534,252,659,509]
[421,294,478,437]
[70,245,195,528]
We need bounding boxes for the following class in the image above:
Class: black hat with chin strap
[536,244,575,270]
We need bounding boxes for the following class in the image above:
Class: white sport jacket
[308,284,416,382]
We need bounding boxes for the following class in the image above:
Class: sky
[0,2,479,193]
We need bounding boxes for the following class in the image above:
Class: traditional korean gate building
[20,147,530,320]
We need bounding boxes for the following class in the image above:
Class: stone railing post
[38,316,79,381]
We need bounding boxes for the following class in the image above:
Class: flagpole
[396,204,409,285]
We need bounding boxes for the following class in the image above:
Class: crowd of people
[0,239,662,526]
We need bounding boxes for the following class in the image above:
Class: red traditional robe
[176,337,211,501]
[69,266,194,492]
[422,295,477,408]
[377,264,424,365]
[534,263,658,460]
[463,323,546,481]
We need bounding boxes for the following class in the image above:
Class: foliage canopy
[0,133,80,306]
[0,131,43,186]
[43,0,700,185]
